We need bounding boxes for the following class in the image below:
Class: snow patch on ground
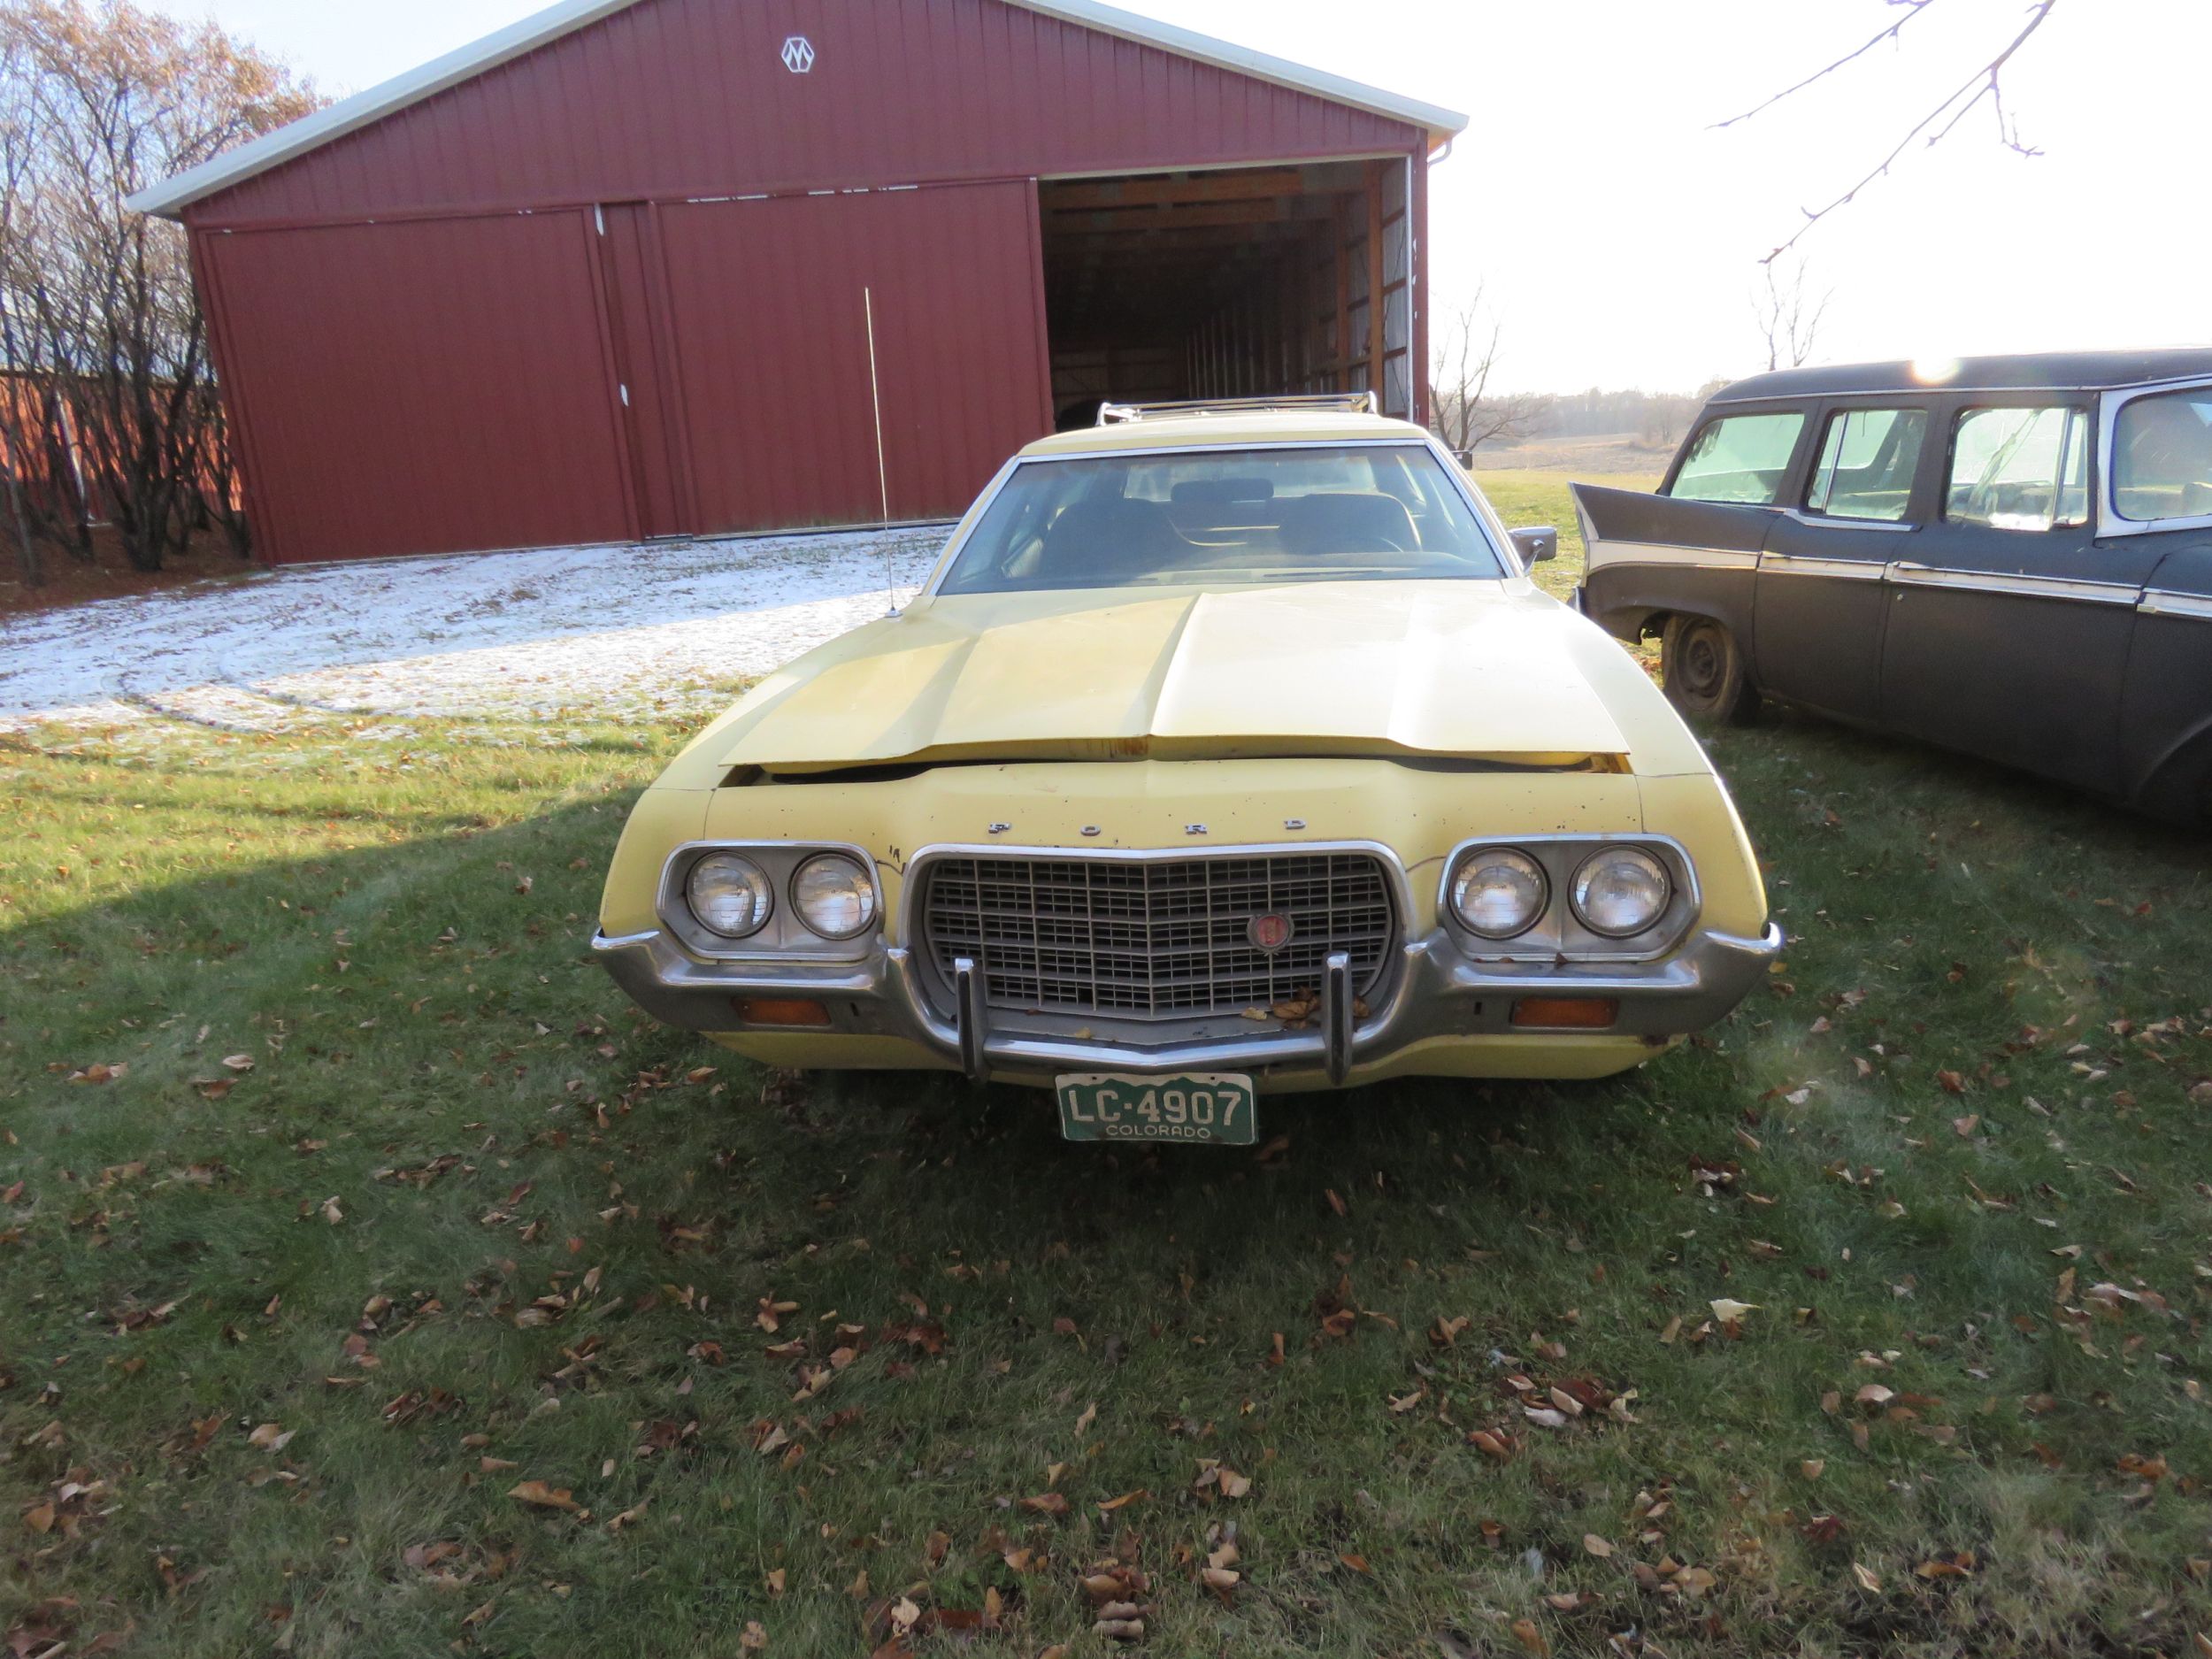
[0,526,947,736]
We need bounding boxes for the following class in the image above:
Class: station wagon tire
[1660,615,1759,725]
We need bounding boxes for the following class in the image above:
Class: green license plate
[1055,1072,1256,1146]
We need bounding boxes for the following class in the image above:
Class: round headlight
[685,851,773,939]
[791,853,877,940]
[1571,847,1672,937]
[1449,847,1548,939]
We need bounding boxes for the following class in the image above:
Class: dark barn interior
[1040,159,1415,427]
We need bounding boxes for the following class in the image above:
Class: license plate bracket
[1056,1071,1256,1146]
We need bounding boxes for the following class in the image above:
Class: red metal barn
[131,0,1463,565]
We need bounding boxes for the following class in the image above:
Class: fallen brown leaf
[507,1479,580,1512]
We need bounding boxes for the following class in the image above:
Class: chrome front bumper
[590,918,1784,1086]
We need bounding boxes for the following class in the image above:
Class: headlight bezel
[658,841,883,961]
[1436,834,1698,961]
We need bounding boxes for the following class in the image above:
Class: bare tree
[0,0,315,578]
[1752,256,1832,372]
[1717,0,2062,260]
[1428,290,1542,457]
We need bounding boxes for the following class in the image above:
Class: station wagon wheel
[1660,614,1760,726]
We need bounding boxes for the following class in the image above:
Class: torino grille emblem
[780,35,815,73]
[1248,913,1294,954]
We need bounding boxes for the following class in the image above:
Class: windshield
[936,444,1506,594]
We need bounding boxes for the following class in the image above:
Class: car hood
[695,580,1701,778]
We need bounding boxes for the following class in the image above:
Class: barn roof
[127,0,1467,219]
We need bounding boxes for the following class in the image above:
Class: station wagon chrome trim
[2139,589,2212,622]
[1587,541,1758,572]
[1757,552,1886,580]
[1885,563,2140,606]
[1779,511,1916,535]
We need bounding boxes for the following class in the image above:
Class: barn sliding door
[652,181,1052,534]
[202,211,634,564]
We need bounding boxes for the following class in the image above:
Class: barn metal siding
[199,213,635,564]
[183,0,1422,228]
[180,0,1435,562]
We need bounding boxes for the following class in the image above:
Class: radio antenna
[864,286,896,616]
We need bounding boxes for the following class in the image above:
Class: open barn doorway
[1038,158,1416,431]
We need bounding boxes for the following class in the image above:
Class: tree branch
[1711,0,1938,131]
[1719,0,2060,262]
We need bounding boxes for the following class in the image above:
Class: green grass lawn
[1477,466,1661,611]
[4,480,2211,1657]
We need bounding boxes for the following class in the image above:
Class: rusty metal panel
[655,181,1050,533]
[186,0,1423,227]
[201,212,633,564]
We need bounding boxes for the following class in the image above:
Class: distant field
[1470,467,1661,616]
[1469,431,1678,477]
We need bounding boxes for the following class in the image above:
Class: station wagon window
[1667,411,1805,504]
[1804,407,1926,522]
[2112,387,2212,521]
[935,444,1505,595]
[1946,405,2090,531]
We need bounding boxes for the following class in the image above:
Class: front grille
[919,850,1395,1021]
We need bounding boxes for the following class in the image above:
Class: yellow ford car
[594,396,1778,1144]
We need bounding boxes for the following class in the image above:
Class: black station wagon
[1572,349,2212,824]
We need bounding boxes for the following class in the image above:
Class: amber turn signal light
[732,996,832,1027]
[1509,996,1619,1030]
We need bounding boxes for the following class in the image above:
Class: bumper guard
[590,918,1784,1085]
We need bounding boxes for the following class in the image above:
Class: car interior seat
[1277,491,1421,557]
[1033,495,1190,582]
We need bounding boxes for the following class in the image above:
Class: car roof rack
[1095,391,1379,425]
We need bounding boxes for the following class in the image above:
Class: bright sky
[145,0,2210,395]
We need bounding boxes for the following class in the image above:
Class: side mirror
[1509,525,1559,565]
